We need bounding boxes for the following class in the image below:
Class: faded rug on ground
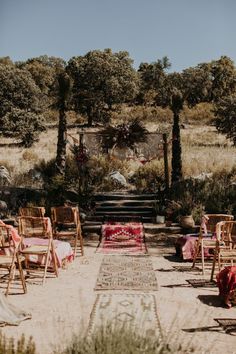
[95,256,158,290]
[88,293,163,339]
[0,293,31,326]
[96,222,147,255]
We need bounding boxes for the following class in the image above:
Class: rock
[0,166,11,185]
[0,200,8,218]
[109,171,127,186]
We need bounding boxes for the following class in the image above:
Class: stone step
[85,215,155,223]
[94,210,154,216]
[95,206,155,212]
[144,223,182,234]
[95,200,157,207]
[93,193,157,201]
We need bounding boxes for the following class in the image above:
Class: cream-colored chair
[18,216,58,285]
[211,221,236,281]
[51,206,84,256]
[0,223,27,295]
[192,214,234,274]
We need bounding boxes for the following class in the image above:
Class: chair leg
[192,240,200,268]
[201,241,205,275]
[51,245,59,278]
[80,235,84,256]
[5,264,15,296]
[210,250,218,282]
[78,228,84,256]
[17,254,27,294]
[42,251,51,285]
[74,233,78,256]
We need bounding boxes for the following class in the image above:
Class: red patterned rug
[96,222,148,255]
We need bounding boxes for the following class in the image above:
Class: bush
[54,326,189,354]
[131,160,165,193]
[87,155,129,192]
[0,332,36,354]
[1,108,45,147]
[170,168,236,222]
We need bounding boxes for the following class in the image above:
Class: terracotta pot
[180,215,195,228]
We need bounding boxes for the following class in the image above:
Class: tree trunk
[56,103,67,176]
[87,106,93,127]
[171,111,183,185]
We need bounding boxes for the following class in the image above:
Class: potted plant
[178,193,195,228]
[154,202,166,224]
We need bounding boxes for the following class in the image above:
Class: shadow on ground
[197,294,223,307]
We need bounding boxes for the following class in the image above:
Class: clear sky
[0,0,235,72]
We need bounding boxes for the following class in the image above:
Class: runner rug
[88,293,163,339]
[95,255,158,290]
[96,222,147,255]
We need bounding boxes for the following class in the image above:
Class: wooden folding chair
[192,214,234,274]
[18,216,58,285]
[0,223,27,295]
[19,207,45,217]
[51,206,84,256]
[211,221,236,281]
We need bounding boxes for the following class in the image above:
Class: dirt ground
[2,233,236,354]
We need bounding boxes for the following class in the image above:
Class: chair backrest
[51,206,78,225]
[0,224,20,254]
[202,214,234,235]
[18,216,52,239]
[19,207,45,218]
[217,220,236,246]
[0,224,12,247]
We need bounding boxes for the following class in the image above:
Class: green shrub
[87,155,129,192]
[170,168,236,221]
[131,159,165,193]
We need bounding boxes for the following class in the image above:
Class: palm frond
[101,119,148,150]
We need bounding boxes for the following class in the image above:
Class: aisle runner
[88,294,163,339]
[95,255,158,290]
[96,222,147,255]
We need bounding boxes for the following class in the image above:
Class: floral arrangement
[101,119,148,150]
[70,143,89,167]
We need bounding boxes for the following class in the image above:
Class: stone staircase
[82,192,182,236]
[82,192,156,234]
[90,192,157,220]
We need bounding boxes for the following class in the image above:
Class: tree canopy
[214,95,236,145]
[67,49,139,126]
[0,63,46,146]
[16,55,66,108]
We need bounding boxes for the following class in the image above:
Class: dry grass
[181,125,236,177]
[0,122,235,183]
[0,127,78,177]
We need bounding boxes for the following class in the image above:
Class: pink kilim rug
[96,222,148,255]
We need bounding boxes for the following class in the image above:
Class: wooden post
[163,133,169,191]
[79,132,84,146]
[78,133,84,194]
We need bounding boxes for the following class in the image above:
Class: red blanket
[217,266,236,308]
[97,222,147,254]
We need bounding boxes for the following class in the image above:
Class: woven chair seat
[0,255,14,265]
[202,240,217,247]
[220,251,236,258]
[21,245,49,254]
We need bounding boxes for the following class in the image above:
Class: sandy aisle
[2,236,236,354]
